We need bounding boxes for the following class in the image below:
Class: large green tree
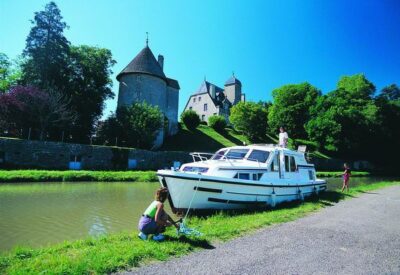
[67,45,115,141]
[21,1,70,91]
[306,74,377,158]
[230,101,269,143]
[20,2,115,142]
[268,82,321,139]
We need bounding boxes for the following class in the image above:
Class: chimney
[158,54,164,70]
[210,84,216,98]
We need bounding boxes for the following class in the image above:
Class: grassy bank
[0,170,371,183]
[317,171,370,177]
[0,170,157,183]
[0,181,398,274]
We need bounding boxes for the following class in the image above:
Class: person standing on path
[341,163,351,192]
[278,126,289,148]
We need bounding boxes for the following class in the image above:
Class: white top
[279,132,288,147]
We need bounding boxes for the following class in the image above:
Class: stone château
[184,75,245,123]
[116,41,180,148]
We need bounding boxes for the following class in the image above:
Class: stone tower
[224,74,242,105]
[116,42,180,148]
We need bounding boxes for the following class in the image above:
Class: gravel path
[124,186,400,275]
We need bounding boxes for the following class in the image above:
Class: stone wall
[0,138,192,170]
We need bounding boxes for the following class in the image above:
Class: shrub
[180,110,200,131]
[200,121,208,125]
[208,115,226,132]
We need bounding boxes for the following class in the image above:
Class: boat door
[282,153,297,180]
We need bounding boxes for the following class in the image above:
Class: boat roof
[220,144,303,155]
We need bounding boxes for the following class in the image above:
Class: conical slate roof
[117,46,166,81]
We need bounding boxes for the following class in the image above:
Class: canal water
[0,177,395,253]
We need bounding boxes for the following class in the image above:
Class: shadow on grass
[180,190,356,219]
[220,130,243,145]
[165,235,215,250]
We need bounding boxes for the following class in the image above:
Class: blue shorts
[138,216,163,235]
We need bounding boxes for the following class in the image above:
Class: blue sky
[1,0,399,118]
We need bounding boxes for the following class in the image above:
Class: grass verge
[0,170,157,183]
[0,181,398,274]
[0,170,370,183]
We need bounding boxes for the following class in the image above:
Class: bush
[180,110,200,131]
[208,115,226,132]
[200,121,208,125]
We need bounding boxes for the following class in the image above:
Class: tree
[337,73,375,99]
[268,82,321,139]
[208,115,227,132]
[180,110,200,131]
[21,1,70,91]
[378,84,400,102]
[0,86,76,140]
[305,74,377,158]
[97,102,163,149]
[0,53,22,93]
[67,45,115,141]
[21,2,115,142]
[230,101,268,143]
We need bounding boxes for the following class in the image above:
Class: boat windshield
[212,149,227,160]
[247,149,270,163]
[225,149,249,160]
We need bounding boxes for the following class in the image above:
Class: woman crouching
[138,187,179,241]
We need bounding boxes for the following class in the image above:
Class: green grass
[0,170,157,183]
[0,170,370,183]
[161,124,249,152]
[0,181,398,274]
[317,171,370,177]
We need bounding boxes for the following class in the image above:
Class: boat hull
[157,170,326,212]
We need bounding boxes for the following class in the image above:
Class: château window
[204,104,208,111]
[199,96,201,101]
[202,115,205,121]
[189,107,192,110]
[193,97,196,102]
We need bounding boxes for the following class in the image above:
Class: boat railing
[190,152,214,162]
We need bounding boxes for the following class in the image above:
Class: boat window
[285,155,290,172]
[225,149,249,160]
[252,173,264,181]
[290,156,296,172]
[270,153,279,172]
[247,150,270,163]
[238,173,250,180]
[308,170,314,180]
[212,149,227,160]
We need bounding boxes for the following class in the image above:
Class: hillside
[160,125,251,152]
[161,125,330,159]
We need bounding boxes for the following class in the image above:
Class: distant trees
[96,102,163,149]
[180,110,200,131]
[268,83,321,139]
[230,101,269,143]
[0,53,21,93]
[208,115,227,133]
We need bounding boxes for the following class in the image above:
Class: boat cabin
[180,145,316,183]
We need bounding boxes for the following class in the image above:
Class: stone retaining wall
[0,138,192,170]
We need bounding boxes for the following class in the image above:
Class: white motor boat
[157,144,326,212]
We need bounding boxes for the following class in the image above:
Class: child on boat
[138,187,179,241]
[341,163,351,192]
